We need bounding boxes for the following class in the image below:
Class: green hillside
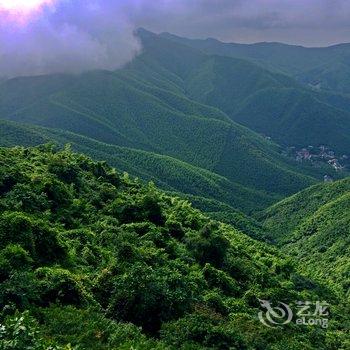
[0,29,348,218]
[297,60,350,95]
[136,30,350,155]
[0,145,348,349]
[0,118,271,240]
[0,60,320,201]
[232,87,350,153]
[259,178,350,300]
[160,32,350,95]
[4,30,350,159]
[0,119,279,215]
[174,193,268,241]
[259,178,350,241]
[132,31,350,172]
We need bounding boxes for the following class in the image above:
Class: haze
[0,0,349,77]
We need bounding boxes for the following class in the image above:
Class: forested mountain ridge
[259,177,350,302]
[0,25,350,350]
[0,29,348,238]
[137,29,350,155]
[0,119,277,240]
[0,145,348,349]
[159,31,350,95]
[1,30,348,216]
[0,119,280,211]
[0,47,327,211]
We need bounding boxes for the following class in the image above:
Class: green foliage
[1,30,349,349]
[0,311,71,350]
[0,146,347,349]
[260,178,350,302]
[0,245,33,281]
[0,212,67,265]
[186,222,230,267]
[1,30,330,216]
[34,268,89,307]
[259,178,350,241]
[100,261,200,334]
[139,30,350,154]
[37,306,147,350]
[1,29,349,223]
[161,308,245,350]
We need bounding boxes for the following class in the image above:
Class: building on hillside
[324,175,334,183]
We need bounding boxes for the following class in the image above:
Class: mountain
[231,87,350,153]
[0,43,325,211]
[0,118,277,242]
[0,145,348,349]
[259,178,350,300]
[0,119,277,218]
[1,29,348,214]
[145,30,350,155]
[0,29,350,349]
[160,32,350,95]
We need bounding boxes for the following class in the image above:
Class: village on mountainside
[284,145,349,172]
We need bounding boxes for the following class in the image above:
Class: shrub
[203,264,240,296]
[0,212,67,265]
[0,245,33,273]
[0,311,70,350]
[101,262,199,334]
[35,268,87,307]
[161,310,245,349]
[186,223,230,267]
[37,306,143,350]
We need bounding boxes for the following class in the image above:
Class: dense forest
[1,29,347,216]
[0,145,348,349]
[0,25,350,350]
[259,178,350,304]
[160,31,350,96]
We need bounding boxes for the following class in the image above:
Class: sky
[0,0,350,77]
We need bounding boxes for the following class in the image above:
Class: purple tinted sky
[133,0,350,46]
[1,0,350,76]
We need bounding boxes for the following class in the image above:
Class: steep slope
[0,145,348,349]
[137,30,350,155]
[259,178,350,241]
[0,120,270,242]
[259,178,350,300]
[0,119,48,147]
[0,67,319,200]
[2,29,349,215]
[160,32,350,94]
[0,119,276,216]
[232,87,350,152]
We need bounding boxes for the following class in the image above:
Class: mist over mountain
[0,5,349,348]
[2,0,350,77]
[0,0,142,77]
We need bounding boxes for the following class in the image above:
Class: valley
[0,26,349,350]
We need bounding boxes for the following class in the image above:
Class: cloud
[133,0,350,46]
[0,0,141,77]
[1,0,350,77]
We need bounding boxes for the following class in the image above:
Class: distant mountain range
[160,31,350,94]
[0,28,348,218]
[0,28,349,349]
